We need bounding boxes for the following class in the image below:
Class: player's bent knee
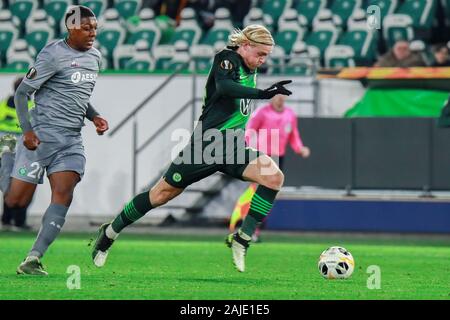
[261,170,284,190]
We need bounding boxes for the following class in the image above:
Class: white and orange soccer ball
[318,246,355,279]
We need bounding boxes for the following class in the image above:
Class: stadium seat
[168,40,190,72]
[266,45,286,74]
[396,0,436,28]
[6,39,35,70]
[124,39,154,71]
[0,10,20,64]
[275,8,306,54]
[347,7,368,29]
[25,9,55,56]
[78,0,107,18]
[294,0,326,28]
[330,0,362,26]
[153,44,175,71]
[201,8,232,46]
[260,0,292,25]
[312,8,343,30]
[113,43,135,69]
[325,45,356,68]
[409,39,432,65]
[305,24,340,57]
[126,8,161,50]
[243,7,274,33]
[339,22,378,65]
[190,44,214,73]
[383,14,414,47]
[114,0,142,21]
[43,0,70,36]
[285,41,319,75]
[365,0,398,18]
[9,0,38,34]
[169,8,202,46]
[96,9,126,60]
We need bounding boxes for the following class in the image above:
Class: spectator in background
[431,44,450,67]
[0,78,34,232]
[374,40,426,67]
[229,94,310,242]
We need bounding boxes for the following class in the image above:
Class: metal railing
[109,62,196,195]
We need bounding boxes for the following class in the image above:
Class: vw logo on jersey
[240,99,251,116]
[71,71,82,83]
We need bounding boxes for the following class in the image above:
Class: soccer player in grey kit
[0,6,109,275]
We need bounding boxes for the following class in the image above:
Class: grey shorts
[11,126,86,185]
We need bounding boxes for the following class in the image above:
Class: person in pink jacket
[229,94,310,241]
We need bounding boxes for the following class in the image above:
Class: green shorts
[164,130,262,188]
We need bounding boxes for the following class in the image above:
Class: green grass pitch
[1,231,450,300]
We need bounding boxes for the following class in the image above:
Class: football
[318,246,355,279]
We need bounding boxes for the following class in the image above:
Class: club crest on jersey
[25,67,37,80]
[220,60,233,70]
[71,60,80,67]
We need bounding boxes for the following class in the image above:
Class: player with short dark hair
[0,5,109,275]
[92,25,292,272]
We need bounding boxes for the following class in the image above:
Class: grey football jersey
[23,39,101,130]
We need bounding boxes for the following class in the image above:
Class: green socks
[240,185,278,237]
[111,192,153,233]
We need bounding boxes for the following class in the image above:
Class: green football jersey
[198,47,263,132]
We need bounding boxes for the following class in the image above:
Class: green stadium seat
[43,0,70,34]
[261,0,292,25]
[6,39,34,70]
[168,40,190,72]
[339,24,378,64]
[124,40,154,71]
[243,7,274,33]
[153,44,175,71]
[305,25,339,57]
[78,0,107,18]
[266,45,286,74]
[312,8,343,30]
[126,8,161,50]
[325,45,355,68]
[294,0,326,28]
[201,8,233,45]
[330,0,362,26]
[113,44,135,69]
[396,0,436,28]
[169,8,202,45]
[365,0,398,19]
[275,8,306,54]
[9,0,38,33]
[96,9,126,59]
[383,14,414,48]
[0,10,20,63]
[285,41,319,75]
[25,9,55,56]
[190,44,214,73]
[114,0,142,21]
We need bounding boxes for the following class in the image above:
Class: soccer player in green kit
[92,25,292,272]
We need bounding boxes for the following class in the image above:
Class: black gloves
[259,80,293,99]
